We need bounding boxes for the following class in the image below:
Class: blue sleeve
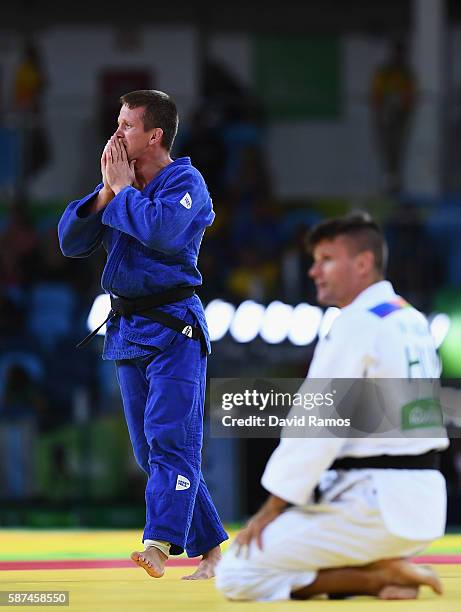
[58,184,105,257]
[101,169,214,255]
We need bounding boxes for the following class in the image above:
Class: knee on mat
[215,555,261,601]
[215,565,247,600]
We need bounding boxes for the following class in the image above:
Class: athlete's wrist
[264,494,288,513]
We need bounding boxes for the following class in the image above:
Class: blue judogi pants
[115,328,228,557]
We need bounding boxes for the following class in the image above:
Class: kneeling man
[216,214,447,601]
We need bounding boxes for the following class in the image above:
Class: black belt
[329,450,440,471]
[313,450,441,503]
[76,286,203,349]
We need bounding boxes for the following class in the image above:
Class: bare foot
[130,546,168,578]
[182,546,222,580]
[366,559,443,598]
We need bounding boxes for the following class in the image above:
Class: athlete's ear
[356,250,374,276]
[149,127,164,146]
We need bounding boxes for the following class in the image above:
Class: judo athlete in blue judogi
[58,90,228,579]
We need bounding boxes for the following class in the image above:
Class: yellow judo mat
[1,530,460,611]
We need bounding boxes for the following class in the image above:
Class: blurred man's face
[114,105,152,161]
[309,236,366,308]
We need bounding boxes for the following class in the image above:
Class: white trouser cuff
[144,539,171,558]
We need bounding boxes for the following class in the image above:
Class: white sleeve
[260,436,344,505]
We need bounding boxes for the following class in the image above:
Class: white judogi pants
[215,476,432,601]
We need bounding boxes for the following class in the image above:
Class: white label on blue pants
[176,475,191,490]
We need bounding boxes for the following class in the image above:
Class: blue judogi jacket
[58,157,214,360]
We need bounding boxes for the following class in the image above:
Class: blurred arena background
[0,0,460,536]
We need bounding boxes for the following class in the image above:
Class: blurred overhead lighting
[205,299,235,342]
[429,313,451,349]
[288,303,323,346]
[87,293,111,336]
[260,301,294,344]
[229,300,265,343]
[88,296,445,349]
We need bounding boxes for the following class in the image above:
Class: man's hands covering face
[100,140,114,194]
[104,136,136,194]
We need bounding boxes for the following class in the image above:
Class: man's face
[309,236,364,308]
[114,105,152,161]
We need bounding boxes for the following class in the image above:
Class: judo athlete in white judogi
[216,214,448,601]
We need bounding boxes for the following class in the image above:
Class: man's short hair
[307,212,388,274]
[119,89,179,152]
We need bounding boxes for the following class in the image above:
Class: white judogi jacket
[262,281,448,541]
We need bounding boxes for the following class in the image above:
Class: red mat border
[0,556,459,571]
